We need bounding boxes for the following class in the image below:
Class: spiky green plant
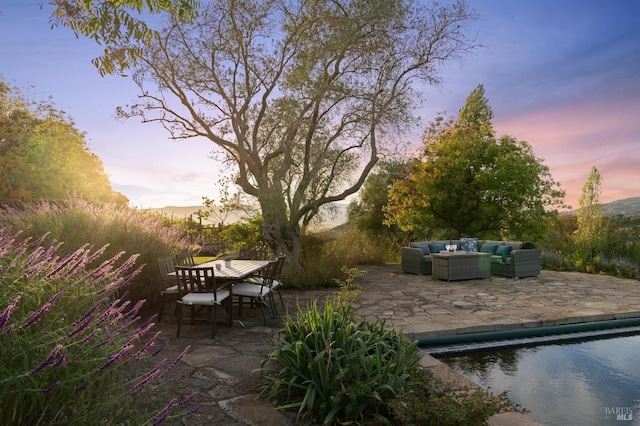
[258,298,421,425]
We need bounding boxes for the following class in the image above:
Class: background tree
[49,0,200,75]
[114,0,477,264]
[385,85,566,241]
[573,166,610,266]
[347,158,408,238]
[0,79,127,206]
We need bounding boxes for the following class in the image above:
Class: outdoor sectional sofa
[401,238,541,278]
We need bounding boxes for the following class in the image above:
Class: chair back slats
[257,260,278,290]
[175,266,220,299]
[156,256,176,287]
[238,248,269,260]
[176,252,195,266]
[273,255,286,281]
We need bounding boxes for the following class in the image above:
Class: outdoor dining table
[169,259,270,328]
[169,259,269,280]
[196,259,270,281]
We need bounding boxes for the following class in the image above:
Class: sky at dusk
[1,0,639,210]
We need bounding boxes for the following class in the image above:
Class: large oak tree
[385,85,566,241]
[112,0,477,263]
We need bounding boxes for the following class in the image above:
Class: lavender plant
[0,228,198,425]
[0,196,194,309]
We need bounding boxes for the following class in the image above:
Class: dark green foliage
[221,215,268,253]
[348,159,409,238]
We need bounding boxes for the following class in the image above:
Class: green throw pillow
[480,244,498,254]
[495,245,512,257]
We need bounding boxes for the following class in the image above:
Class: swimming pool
[437,335,640,425]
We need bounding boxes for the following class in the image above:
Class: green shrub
[0,197,193,310]
[282,229,403,290]
[322,229,403,265]
[221,215,268,252]
[257,298,421,425]
[0,228,196,425]
[390,367,525,425]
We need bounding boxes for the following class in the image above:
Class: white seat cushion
[181,290,229,306]
[161,285,179,295]
[242,278,281,288]
[233,282,270,297]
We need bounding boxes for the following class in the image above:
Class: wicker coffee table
[432,251,491,281]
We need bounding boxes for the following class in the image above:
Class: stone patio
[147,266,640,425]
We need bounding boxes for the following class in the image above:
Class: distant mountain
[564,197,640,216]
[602,197,640,216]
[141,206,246,226]
[142,202,349,230]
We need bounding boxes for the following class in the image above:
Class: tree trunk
[258,188,303,266]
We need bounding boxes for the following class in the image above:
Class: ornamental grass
[0,196,193,311]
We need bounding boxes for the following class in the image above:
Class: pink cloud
[493,95,640,209]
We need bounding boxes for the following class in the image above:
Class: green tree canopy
[0,79,128,206]
[347,159,408,237]
[574,166,610,265]
[113,0,478,264]
[385,84,566,241]
[49,0,201,75]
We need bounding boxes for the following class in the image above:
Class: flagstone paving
[149,266,640,425]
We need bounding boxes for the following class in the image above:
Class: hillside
[142,203,349,230]
[601,197,640,216]
[564,197,640,216]
[144,197,640,229]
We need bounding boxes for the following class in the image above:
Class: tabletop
[193,259,270,280]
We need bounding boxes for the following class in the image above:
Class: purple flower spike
[183,403,203,417]
[160,345,191,378]
[80,328,102,345]
[0,294,22,330]
[1,323,15,337]
[42,380,61,395]
[98,344,134,371]
[151,340,169,357]
[18,291,62,332]
[178,391,199,406]
[129,359,166,396]
[151,398,177,426]
[133,331,162,359]
[50,348,67,368]
[31,344,63,375]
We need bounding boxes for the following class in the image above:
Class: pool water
[438,335,640,425]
